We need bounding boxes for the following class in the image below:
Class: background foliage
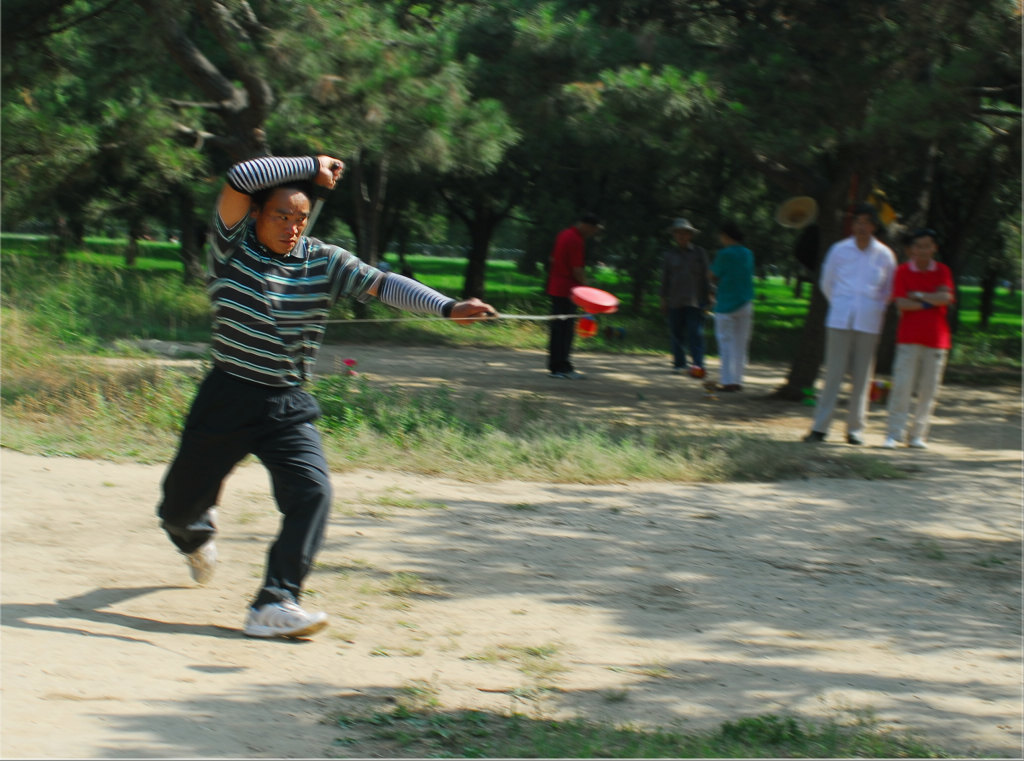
[2,0,1020,389]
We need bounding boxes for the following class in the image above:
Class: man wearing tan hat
[660,218,712,377]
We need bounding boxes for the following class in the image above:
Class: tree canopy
[2,0,1019,388]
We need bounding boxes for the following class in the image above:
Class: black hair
[719,220,744,242]
[851,202,881,227]
[252,181,315,211]
[904,227,940,246]
[579,212,602,226]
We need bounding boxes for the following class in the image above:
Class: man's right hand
[314,156,345,189]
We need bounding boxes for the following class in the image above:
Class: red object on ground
[570,286,619,314]
[870,380,890,404]
[576,315,598,338]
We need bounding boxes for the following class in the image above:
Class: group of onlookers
[804,205,953,449]
[544,204,954,449]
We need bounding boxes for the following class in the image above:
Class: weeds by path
[326,702,945,758]
[1,318,909,483]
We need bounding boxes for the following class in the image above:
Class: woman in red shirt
[884,229,955,449]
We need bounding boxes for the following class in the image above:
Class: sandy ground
[1,343,1022,759]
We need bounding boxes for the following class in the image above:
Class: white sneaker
[184,541,217,585]
[909,437,928,449]
[883,436,900,449]
[243,600,329,639]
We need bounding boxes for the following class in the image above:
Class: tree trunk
[980,267,999,330]
[774,286,828,400]
[773,163,860,400]
[462,211,503,299]
[50,216,71,260]
[139,0,271,160]
[392,227,414,279]
[126,218,143,266]
[629,237,654,316]
[875,303,898,375]
[178,188,205,285]
[439,185,514,300]
[350,151,389,267]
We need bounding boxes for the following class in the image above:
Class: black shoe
[803,430,826,443]
[846,432,864,445]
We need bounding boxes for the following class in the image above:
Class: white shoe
[883,436,900,449]
[909,437,928,449]
[243,600,329,639]
[184,541,217,585]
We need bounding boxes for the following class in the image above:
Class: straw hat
[775,196,819,229]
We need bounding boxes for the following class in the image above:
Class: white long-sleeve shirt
[819,235,896,334]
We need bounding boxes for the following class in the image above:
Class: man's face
[672,228,693,247]
[253,187,311,255]
[850,213,876,239]
[907,235,938,267]
[578,222,601,239]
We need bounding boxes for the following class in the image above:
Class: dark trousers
[157,368,332,609]
[547,296,577,373]
[667,306,705,369]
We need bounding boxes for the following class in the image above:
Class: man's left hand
[449,298,496,324]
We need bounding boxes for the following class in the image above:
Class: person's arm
[373,273,495,323]
[568,233,587,286]
[899,286,953,311]
[818,246,837,301]
[876,249,897,302]
[217,155,343,227]
[913,264,956,307]
[893,262,953,312]
[210,155,344,266]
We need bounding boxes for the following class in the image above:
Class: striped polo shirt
[207,214,382,387]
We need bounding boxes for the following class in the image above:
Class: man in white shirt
[804,204,896,445]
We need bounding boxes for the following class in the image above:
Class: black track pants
[157,368,332,608]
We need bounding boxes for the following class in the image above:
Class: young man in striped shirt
[157,154,494,639]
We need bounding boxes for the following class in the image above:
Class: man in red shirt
[545,213,602,378]
[884,228,955,449]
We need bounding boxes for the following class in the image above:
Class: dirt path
[2,345,1021,758]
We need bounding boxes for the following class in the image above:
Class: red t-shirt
[546,226,585,298]
[892,260,954,349]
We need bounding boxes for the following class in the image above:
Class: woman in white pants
[710,221,755,392]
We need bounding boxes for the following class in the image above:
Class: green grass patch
[0,253,211,347]
[327,706,945,758]
[3,238,1018,368]
[0,317,907,483]
[0,239,1003,482]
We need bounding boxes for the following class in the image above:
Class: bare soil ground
[2,343,1021,759]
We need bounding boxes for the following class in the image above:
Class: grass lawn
[1,233,1020,371]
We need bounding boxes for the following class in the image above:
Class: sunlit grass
[2,240,1018,367]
